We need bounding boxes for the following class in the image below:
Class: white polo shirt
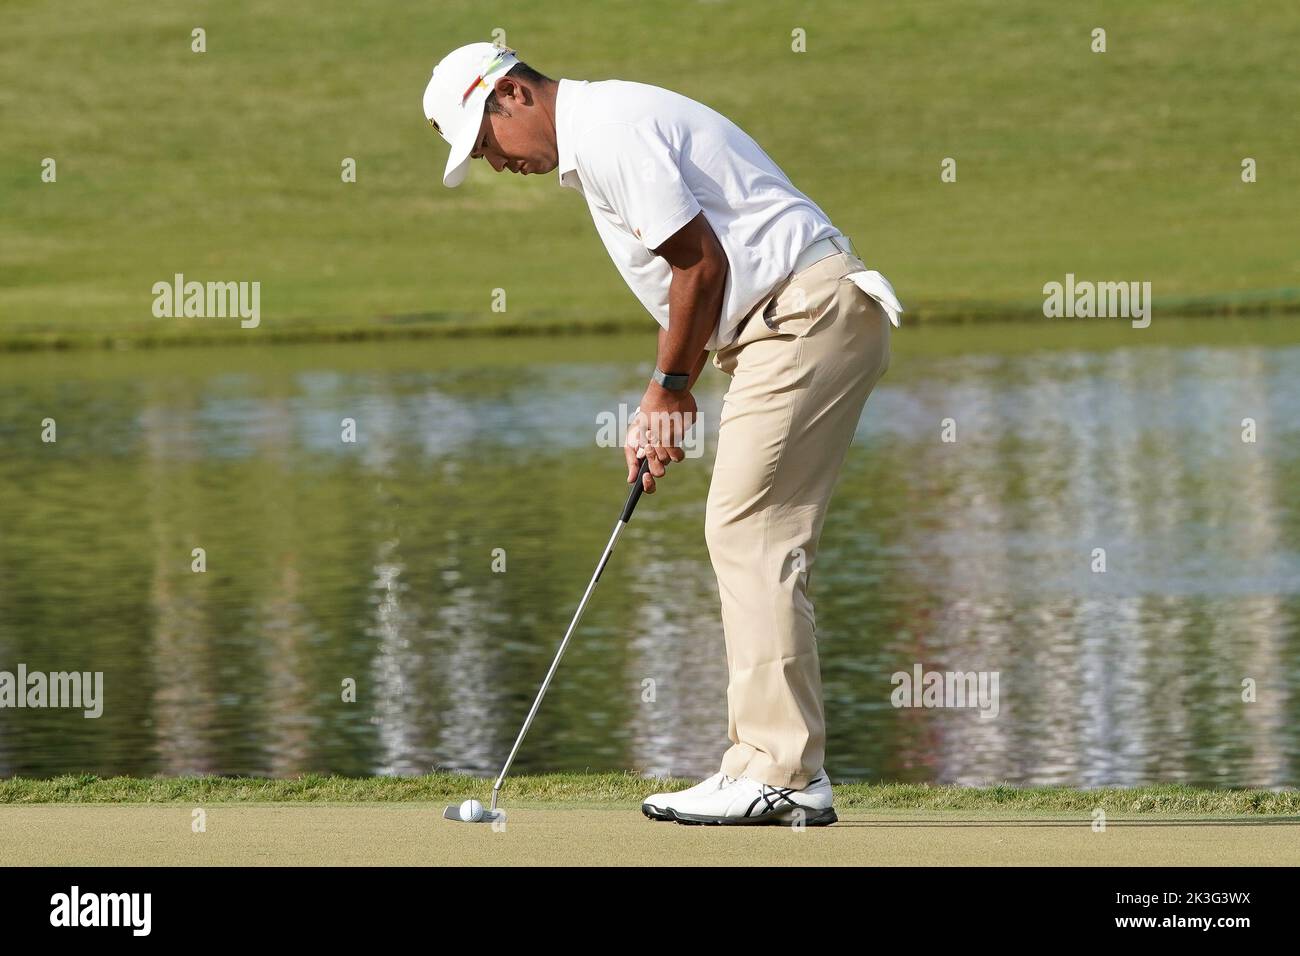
[555,79,840,351]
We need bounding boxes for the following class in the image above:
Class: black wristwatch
[652,367,691,391]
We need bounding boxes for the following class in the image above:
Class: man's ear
[495,76,531,106]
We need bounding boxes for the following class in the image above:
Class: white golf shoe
[660,770,838,826]
[641,771,735,821]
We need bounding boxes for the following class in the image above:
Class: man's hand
[625,381,698,493]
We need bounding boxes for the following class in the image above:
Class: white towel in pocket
[844,270,903,328]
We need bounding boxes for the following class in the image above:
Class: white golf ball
[459,799,484,823]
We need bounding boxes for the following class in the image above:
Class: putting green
[3,805,1296,866]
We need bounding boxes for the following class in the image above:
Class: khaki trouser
[707,250,891,789]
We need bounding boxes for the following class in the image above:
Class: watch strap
[653,367,691,391]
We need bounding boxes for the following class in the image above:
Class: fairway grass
[3,773,1298,815]
[3,1,1297,346]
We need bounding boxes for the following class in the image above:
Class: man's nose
[486,153,507,173]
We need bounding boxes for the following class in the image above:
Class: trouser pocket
[761,269,842,337]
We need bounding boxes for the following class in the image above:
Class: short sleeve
[575,123,702,251]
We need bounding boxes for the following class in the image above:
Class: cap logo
[459,46,516,107]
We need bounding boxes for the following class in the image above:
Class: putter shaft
[491,458,652,809]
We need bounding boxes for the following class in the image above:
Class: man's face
[469,78,558,176]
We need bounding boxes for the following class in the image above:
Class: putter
[444,456,655,823]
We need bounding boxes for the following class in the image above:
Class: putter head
[442,804,505,824]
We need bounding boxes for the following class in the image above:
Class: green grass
[3,773,1296,814]
[2,0,1297,347]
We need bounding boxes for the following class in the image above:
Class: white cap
[422,42,520,187]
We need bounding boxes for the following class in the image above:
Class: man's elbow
[686,242,728,291]
[702,247,729,287]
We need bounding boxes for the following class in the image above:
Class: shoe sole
[649,806,839,827]
[641,803,675,821]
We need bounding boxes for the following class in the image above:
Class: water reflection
[0,339,1295,787]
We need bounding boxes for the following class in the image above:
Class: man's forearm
[686,347,711,390]
[657,327,712,389]
[656,263,725,387]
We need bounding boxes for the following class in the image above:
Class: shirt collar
[555,78,587,189]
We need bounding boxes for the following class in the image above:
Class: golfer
[423,43,901,825]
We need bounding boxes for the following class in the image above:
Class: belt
[790,234,904,328]
[793,234,855,275]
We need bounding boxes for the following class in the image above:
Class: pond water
[1,330,1297,787]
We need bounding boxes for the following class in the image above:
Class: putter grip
[621,457,653,523]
